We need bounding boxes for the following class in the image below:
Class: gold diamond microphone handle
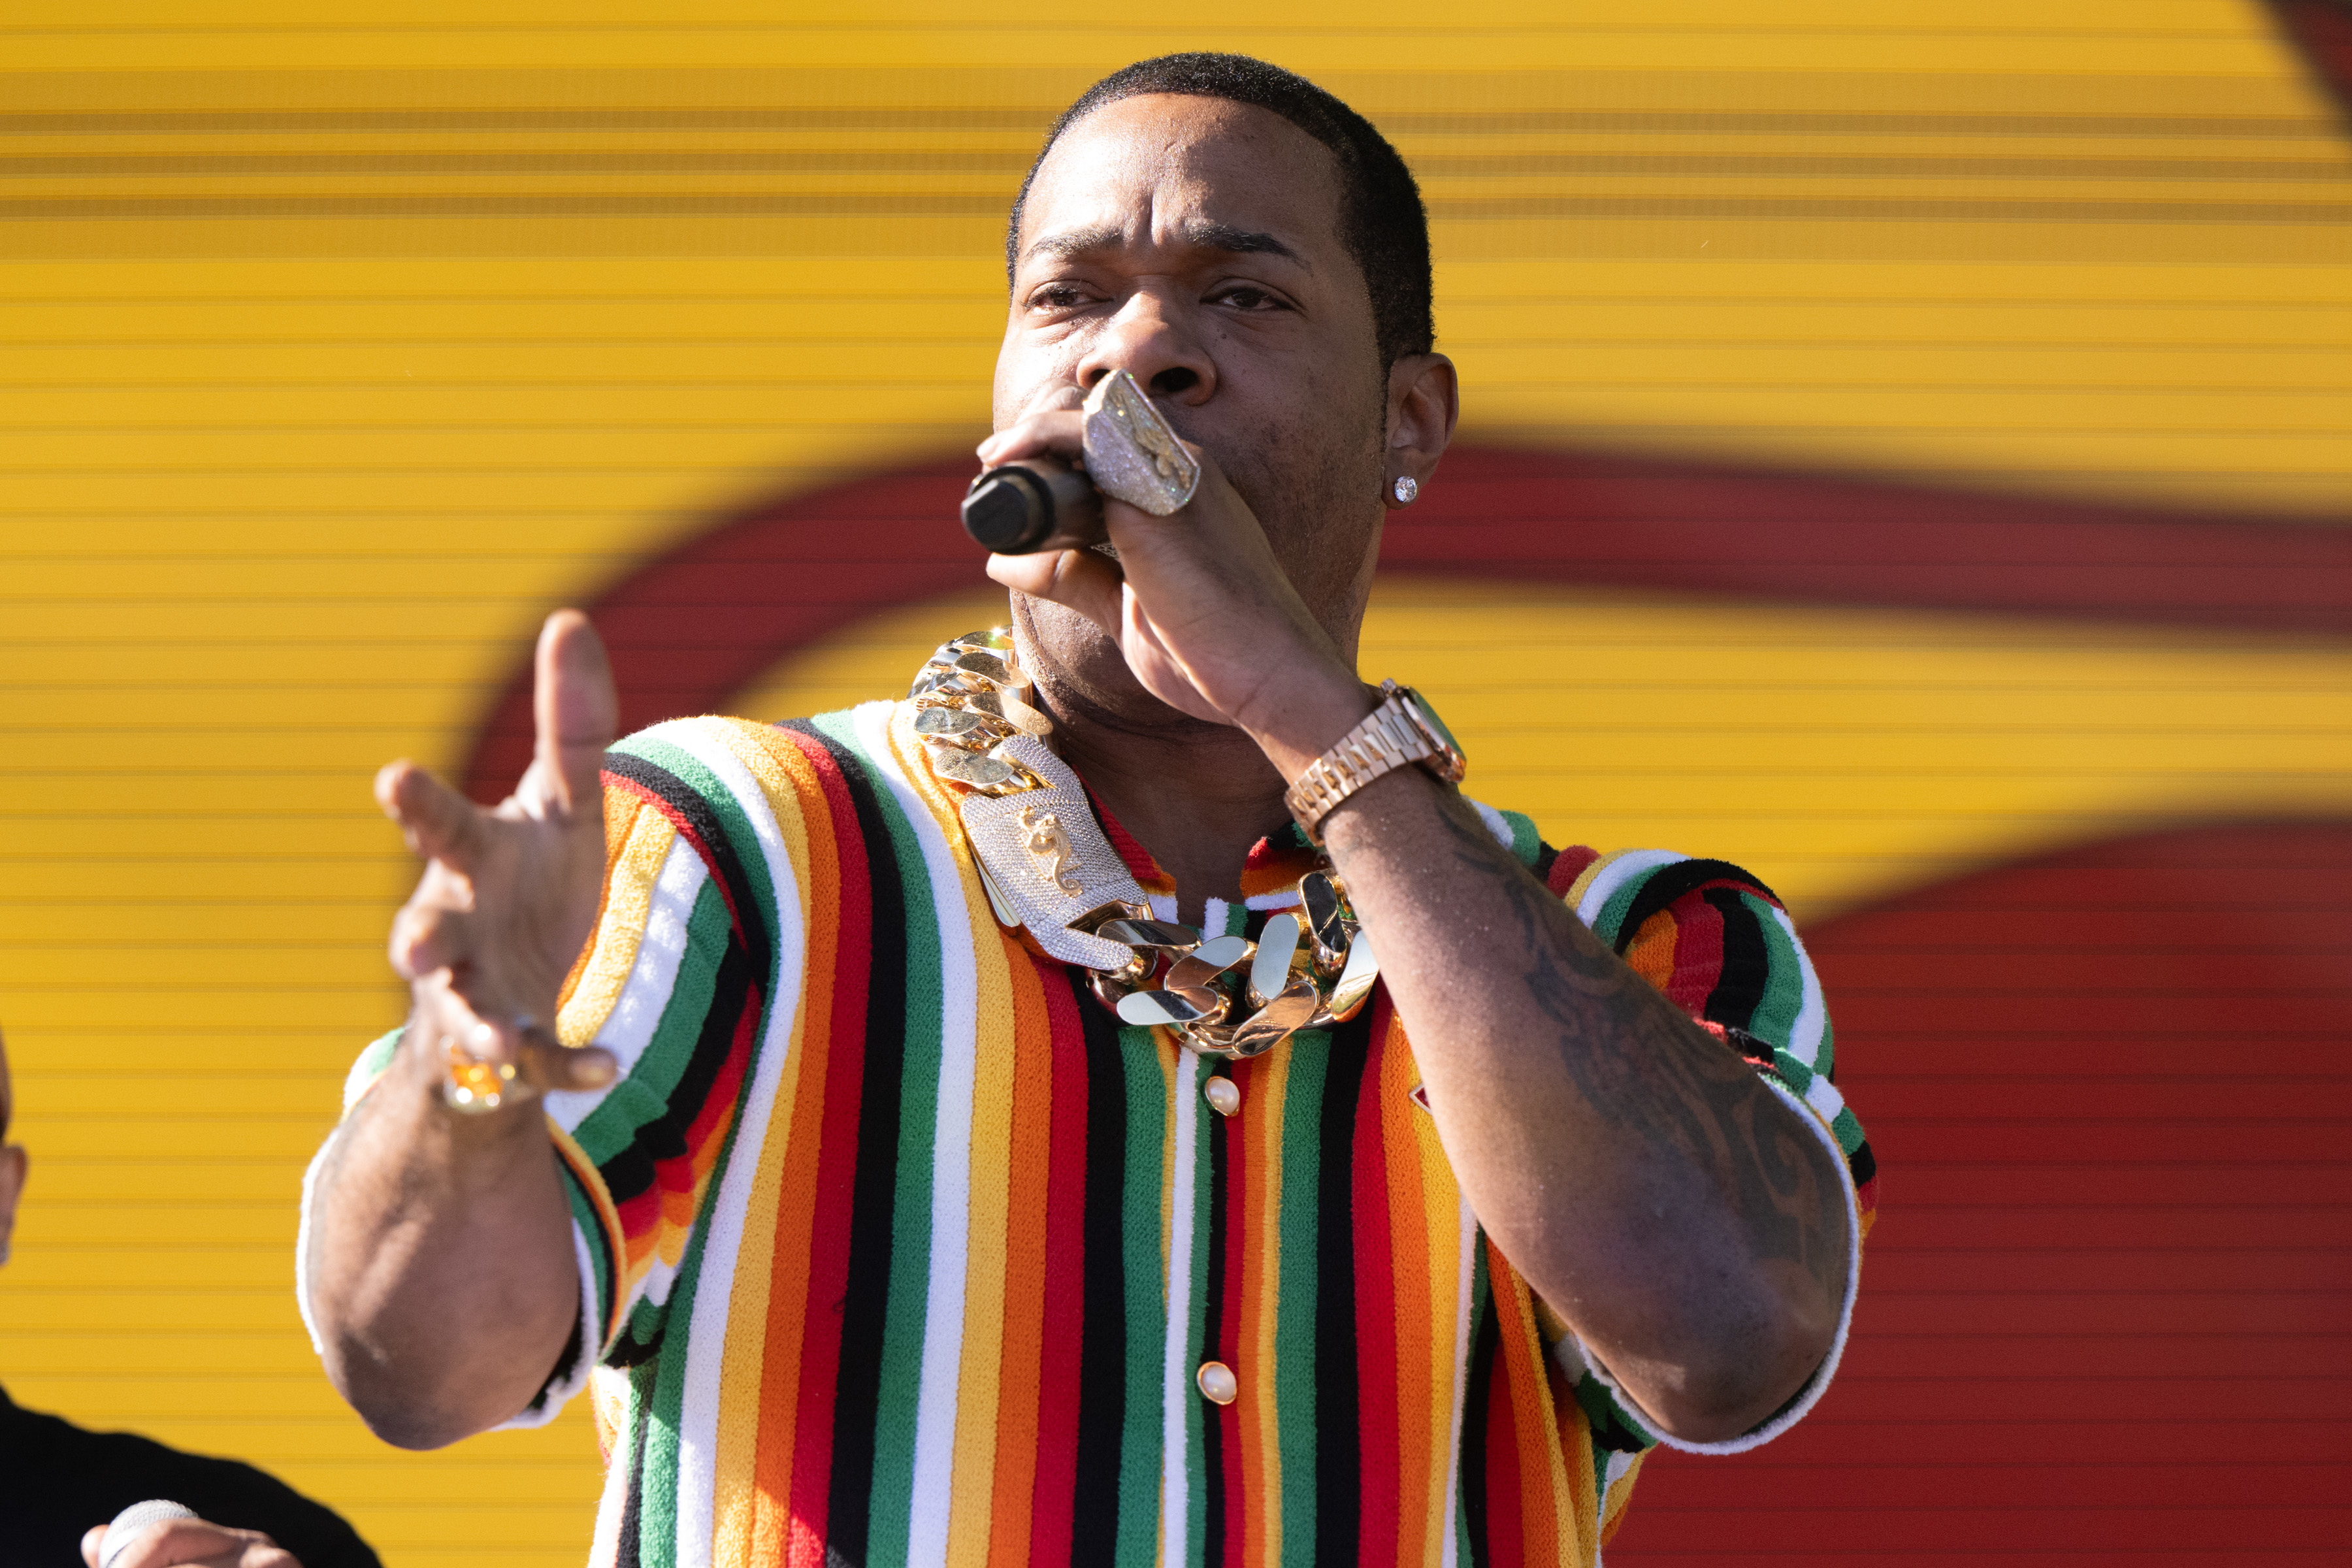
[962,457,1105,555]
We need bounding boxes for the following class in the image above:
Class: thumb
[986,547,1125,640]
[534,609,618,815]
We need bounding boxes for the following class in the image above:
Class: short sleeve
[1547,847,1877,1454]
[297,715,808,1427]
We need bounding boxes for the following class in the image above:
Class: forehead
[1017,93,1347,265]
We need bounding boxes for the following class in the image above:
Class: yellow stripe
[703,719,819,1567]
[557,804,678,1047]
[889,702,1020,1568]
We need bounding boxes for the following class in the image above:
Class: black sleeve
[0,1404,380,1568]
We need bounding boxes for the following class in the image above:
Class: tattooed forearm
[1433,806,1849,1302]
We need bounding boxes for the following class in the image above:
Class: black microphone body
[962,459,1105,554]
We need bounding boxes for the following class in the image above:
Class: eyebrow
[1024,218,1309,270]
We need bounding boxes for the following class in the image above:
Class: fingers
[93,1518,295,1568]
[986,545,1126,637]
[533,610,619,815]
[387,894,472,981]
[376,758,485,872]
[977,407,1085,468]
[519,1031,619,1093]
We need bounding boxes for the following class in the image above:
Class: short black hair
[1007,53,1435,369]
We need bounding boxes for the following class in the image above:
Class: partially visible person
[0,1027,380,1568]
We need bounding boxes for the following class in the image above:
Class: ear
[1383,353,1459,508]
[0,1143,24,1265]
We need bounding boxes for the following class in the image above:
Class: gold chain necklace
[909,629,1379,1058]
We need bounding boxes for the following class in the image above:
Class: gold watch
[1284,679,1468,843]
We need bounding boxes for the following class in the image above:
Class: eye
[1211,283,1290,312]
[1026,282,1098,312]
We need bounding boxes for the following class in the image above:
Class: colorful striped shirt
[302,703,1874,1568]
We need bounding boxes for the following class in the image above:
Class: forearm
[305,1017,581,1449]
[1320,768,1850,1441]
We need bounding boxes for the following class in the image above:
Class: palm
[379,611,617,1085]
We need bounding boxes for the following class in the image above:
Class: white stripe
[587,1369,633,1568]
[1573,848,1687,929]
[662,722,809,1568]
[545,835,709,1132]
[1162,1049,1203,1568]
[1439,1190,1478,1568]
[1803,1073,1848,1125]
[1469,798,1515,849]
[1202,895,1231,938]
[853,700,979,1568]
[1766,906,1829,1069]
[1149,891,1180,924]
[1243,889,1303,911]
[494,1218,603,1429]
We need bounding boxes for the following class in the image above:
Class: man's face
[997,94,1392,674]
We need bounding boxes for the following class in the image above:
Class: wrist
[1241,663,1378,784]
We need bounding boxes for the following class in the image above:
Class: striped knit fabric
[307,703,1872,1568]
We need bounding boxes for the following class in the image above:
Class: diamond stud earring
[1392,475,1418,505]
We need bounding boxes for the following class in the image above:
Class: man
[0,1028,378,1568]
[300,54,1872,1567]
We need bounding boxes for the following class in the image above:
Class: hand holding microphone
[86,1501,302,1568]
[961,370,1202,553]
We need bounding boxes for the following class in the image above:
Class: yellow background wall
[3,3,2347,1563]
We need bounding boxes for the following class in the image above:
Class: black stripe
[613,1362,653,1568]
[1458,1279,1499,1567]
[1314,1017,1373,1568]
[595,932,755,1214]
[1068,972,1130,1564]
[781,721,906,1565]
[1199,1068,1230,1568]
[1531,840,1560,886]
[1849,1138,1877,1188]
[602,747,774,983]
[1610,857,1777,956]
[1701,886,1774,1034]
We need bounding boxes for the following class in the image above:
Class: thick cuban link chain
[909,629,1380,1059]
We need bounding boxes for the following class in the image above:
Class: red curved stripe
[461,446,2350,800]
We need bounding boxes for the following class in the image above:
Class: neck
[1030,671,1293,928]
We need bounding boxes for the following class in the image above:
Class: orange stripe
[1620,907,1678,992]
[1486,1247,1573,1568]
[983,936,1054,1568]
[741,727,843,1565]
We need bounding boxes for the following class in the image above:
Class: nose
[1075,288,1216,405]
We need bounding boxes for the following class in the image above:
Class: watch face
[1401,689,1469,781]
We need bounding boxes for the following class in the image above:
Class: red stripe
[1547,845,1599,899]
[1026,970,1092,1566]
[774,727,872,1566]
[1351,994,1403,1567]
[1663,892,1727,1018]
[1481,1323,1527,1568]
[1217,1065,1250,1568]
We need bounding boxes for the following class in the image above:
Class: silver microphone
[99,1500,199,1568]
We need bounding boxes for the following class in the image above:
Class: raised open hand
[376,610,618,1105]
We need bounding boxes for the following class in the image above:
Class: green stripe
[1117,1024,1170,1567]
[342,1028,401,1111]
[1590,858,1663,948]
[1498,808,1542,868]
[623,1356,663,1568]
[1740,891,1809,1062]
[570,875,732,1168]
[639,1211,716,1568]
[1458,1237,1492,1568]
[1275,1030,1331,1568]
[1184,1049,1215,1568]
[615,728,783,991]
[1831,1105,1866,1158]
[561,1167,617,1348]
[813,709,943,1567]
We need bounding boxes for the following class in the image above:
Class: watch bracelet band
[1284,685,1437,843]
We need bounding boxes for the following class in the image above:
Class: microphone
[99,1500,197,1568]
[961,459,1104,555]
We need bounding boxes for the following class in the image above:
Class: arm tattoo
[1435,809,1849,1302]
